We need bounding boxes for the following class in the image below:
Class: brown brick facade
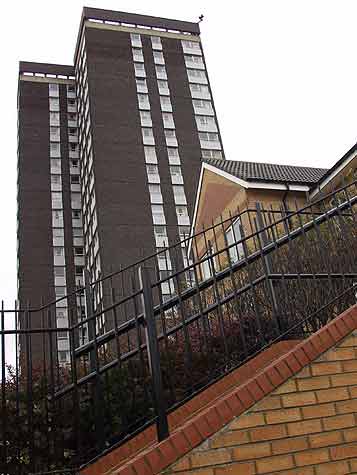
[163,325,357,474]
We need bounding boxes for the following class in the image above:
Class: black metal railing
[1,180,357,474]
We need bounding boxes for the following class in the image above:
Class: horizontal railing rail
[1,179,356,474]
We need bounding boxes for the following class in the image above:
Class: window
[172,185,187,205]
[130,33,142,47]
[58,331,69,340]
[193,99,214,115]
[160,96,172,112]
[142,128,155,145]
[50,126,60,141]
[199,132,221,150]
[226,219,243,263]
[50,112,60,126]
[67,99,77,112]
[140,110,152,127]
[144,146,157,164]
[52,210,63,228]
[154,225,167,237]
[74,247,84,256]
[70,159,79,168]
[50,158,61,173]
[164,129,177,146]
[53,228,64,246]
[176,205,190,225]
[189,83,210,99]
[132,48,144,62]
[199,132,219,142]
[170,165,183,184]
[155,65,167,79]
[71,175,80,184]
[75,266,84,276]
[181,40,202,55]
[151,36,162,50]
[167,147,180,165]
[187,69,208,84]
[73,228,83,237]
[136,78,148,93]
[50,142,61,157]
[195,115,217,132]
[51,192,63,209]
[134,63,146,77]
[137,93,150,110]
[153,51,164,64]
[149,184,162,204]
[157,80,169,95]
[146,164,160,183]
[51,174,62,191]
[179,226,191,241]
[184,55,204,69]
[151,205,166,225]
[49,83,59,97]
[201,149,223,159]
[72,210,81,219]
[162,112,175,129]
[54,247,64,257]
[56,308,68,320]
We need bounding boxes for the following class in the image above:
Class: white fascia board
[188,165,205,256]
[309,150,357,199]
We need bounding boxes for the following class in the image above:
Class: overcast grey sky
[1,0,357,308]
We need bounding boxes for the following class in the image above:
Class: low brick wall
[163,329,357,474]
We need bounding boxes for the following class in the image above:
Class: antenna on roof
[199,14,204,22]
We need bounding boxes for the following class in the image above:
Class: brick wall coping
[82,305,357,475]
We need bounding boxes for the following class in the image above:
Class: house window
[226,219,244,263]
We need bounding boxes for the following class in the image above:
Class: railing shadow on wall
[1,180,357,474]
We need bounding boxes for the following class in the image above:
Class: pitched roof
[204,158,328,186]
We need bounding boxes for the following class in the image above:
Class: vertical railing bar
[154,262,176,404]
[221,213,248,358]
[69,306,81,468]
[139,266,169,441]
[1,301,7,467]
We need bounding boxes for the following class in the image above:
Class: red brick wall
[162,331,357,475]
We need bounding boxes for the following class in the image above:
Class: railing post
[139,266,169,441]
[84,270,96,371]
[255,203,282,333]
[83,269,105,452]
